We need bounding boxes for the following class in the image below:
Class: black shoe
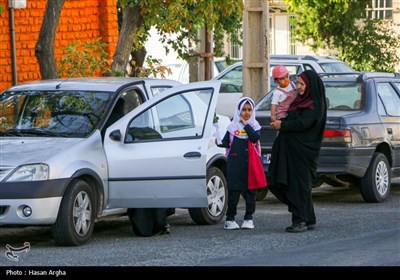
[285,222,307,233]
[154,223,170,235]
[306,222,316,230]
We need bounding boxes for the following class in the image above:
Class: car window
[319,62,354,73]
[121,89,144,112]
[103,89,145,133]
[377,82,400,116]
[325,83,362,110]
[394,82,400,91]
[377,96,386,115]
[219,65,243,93]
[127,88,213,141]
[150,86,175,96]
[255,92,273,111]
[302,64,315,71]
[215,60,228,72]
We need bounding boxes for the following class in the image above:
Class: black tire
[188,166,227,225]
[51,179,96,246]
[360,152,391,203]
[256,187,268,201]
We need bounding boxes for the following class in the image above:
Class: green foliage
[129,56,171,78]
[58,38,112,78]
[117,0,243,63]
[0,6,4,13]
[285,0,400,72]
[286,0,369,49]
[338,19,400,72]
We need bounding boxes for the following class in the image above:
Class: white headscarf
[226,97,261,139]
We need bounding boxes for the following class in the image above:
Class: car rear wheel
[189,166,227,225]
[360,152,390,203]
[51,179,96,246]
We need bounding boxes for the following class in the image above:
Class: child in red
[216,97,262,230]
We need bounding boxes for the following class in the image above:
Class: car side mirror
[109,129,122,141]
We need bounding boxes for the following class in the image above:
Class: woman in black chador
[269,69,327,232]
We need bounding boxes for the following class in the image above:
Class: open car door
[104,81,221,208]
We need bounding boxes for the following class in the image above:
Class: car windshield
[0,90,111,138]
[218,65,243,93]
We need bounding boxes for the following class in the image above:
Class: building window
[367,0,393,19]
[230,29,242,59]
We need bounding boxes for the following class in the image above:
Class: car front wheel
[188,166,227,225]
[360,152,391,203]
[51,179,96,246]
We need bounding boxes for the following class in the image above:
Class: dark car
[255,72,400,203]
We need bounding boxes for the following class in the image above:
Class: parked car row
[0,78,230,246]
[255,72,400,203]
[1,56,398,247]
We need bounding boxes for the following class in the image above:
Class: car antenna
[55,78,69,89]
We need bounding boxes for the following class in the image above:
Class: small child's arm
[271,103,277,122]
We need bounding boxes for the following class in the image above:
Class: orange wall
[0,0,119,92]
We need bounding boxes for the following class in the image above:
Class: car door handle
[387,128,393,134]
[184,152,201,158]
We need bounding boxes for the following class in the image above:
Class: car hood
[0,137,82,166]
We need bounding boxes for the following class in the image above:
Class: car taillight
[323,129,352,143]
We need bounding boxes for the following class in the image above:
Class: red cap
[272,65,289,79]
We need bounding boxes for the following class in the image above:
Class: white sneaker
[241,220,254,229]
[224,220,240,230]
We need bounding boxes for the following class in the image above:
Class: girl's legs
[226,190,241,221]
[243,190,256,220]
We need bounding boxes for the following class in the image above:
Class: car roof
[214,54,346,63]
[270,54,345,63]
[320,72,399,83]
[212,56,353,80]
[6,77,181,92]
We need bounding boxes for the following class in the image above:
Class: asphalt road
[1,179,399,273]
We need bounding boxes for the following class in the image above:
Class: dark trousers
[226,189,256,221]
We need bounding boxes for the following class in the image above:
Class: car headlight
[6,164,49,182]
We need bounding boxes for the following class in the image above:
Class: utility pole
[242,0,269,102]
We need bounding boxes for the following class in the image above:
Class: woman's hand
[270,120,282,129]
[240,117,248,126]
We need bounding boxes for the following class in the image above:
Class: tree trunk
[35,0,65,80]
[128,47,147,77]
[111,2,144,76]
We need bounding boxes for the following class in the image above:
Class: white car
[212,55,355,117]
[0,77,229,246]
[165,58,238,83]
